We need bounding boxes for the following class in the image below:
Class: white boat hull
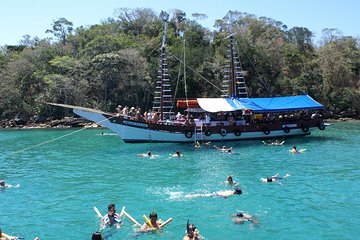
[74,109,319,143]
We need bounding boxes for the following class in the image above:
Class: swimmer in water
[214,145,233,154]
[260,173,290,185]
[231,212,259,225]
[101,203,123,230]
[171,151,182,157]
[186,187,242,199]
[139,212,163,232]
[183,221,201,240]
[0,180,18,189]
[290,146,300,153]
[137,151,152,157]
[226,176,239,186]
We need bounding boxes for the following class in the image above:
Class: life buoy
[220,128,227,137]
[263,128,270,135]
[184,130,193,138]
[318,123,325,130]
[205,129,212,136]
[301,125,309,132]
[283,126,290,133]
[234,129,241,137]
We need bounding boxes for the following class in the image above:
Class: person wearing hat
[116,105,122,114]
[128,107,136,117]
[183,221,201,240]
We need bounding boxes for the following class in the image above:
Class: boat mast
[221,24,248,98]
[153,11,173,120]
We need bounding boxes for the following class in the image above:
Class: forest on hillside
[0,8,359,123]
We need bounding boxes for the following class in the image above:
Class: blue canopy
[240,95,324,112]
[197,95,323,113]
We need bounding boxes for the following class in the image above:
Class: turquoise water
[1,121,359,240]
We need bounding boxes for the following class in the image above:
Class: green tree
[46,18,73,45]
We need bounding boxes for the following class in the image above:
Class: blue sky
[0,0,359,46]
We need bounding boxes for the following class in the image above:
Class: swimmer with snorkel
[183,220,202,240]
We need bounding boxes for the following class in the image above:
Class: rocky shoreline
[0,116,99,129]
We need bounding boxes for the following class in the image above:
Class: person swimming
[137,151,158,158]
[91,232,103,240]
[139,212,162,232]
[231,212,259,224]
[183,220,201,240]
[0,180,17,189]
[226,176,239,186]
[171,151,182,157]
[101,203,123,230]
[186,187,242,198]
[260,173,290,185]
[290,146,300,153]
[214,145,233,154]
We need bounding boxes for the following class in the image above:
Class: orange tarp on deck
[176,99,200,108]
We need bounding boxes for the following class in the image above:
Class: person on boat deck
[226,176,239,186]
[183,221,201,240]
[205,113,211,127]
[228,113,235,126]
[172,150,182,157]
[186,187,242,198]
[291,145,300,153]
[231,212,259,225]
[121,106,128,116]
[116,105,122,114]
[129,107,136,117]
[101,203,123,229]
[260,173,290,185]
[153,112,159,122]
[134,108,142,121]
[140,212,163,232]
[176,112,182,120]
